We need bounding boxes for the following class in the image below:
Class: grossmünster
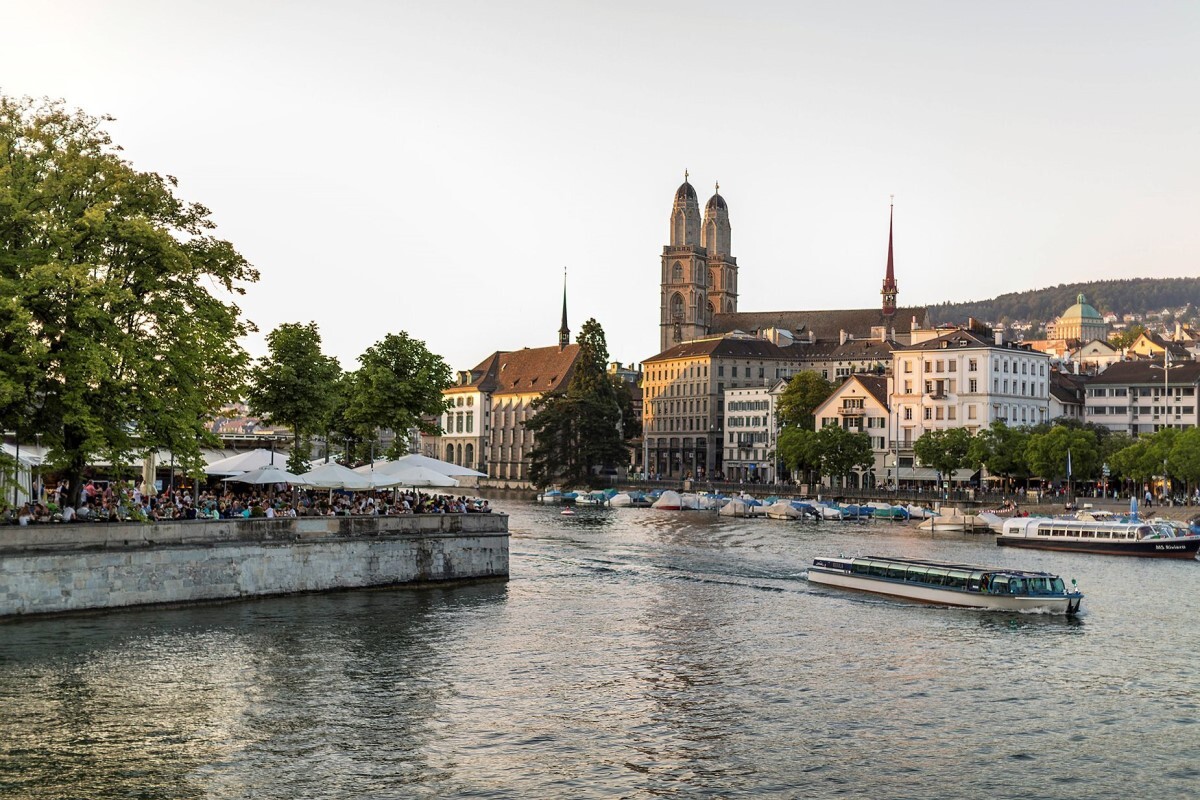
[643,175,924,480]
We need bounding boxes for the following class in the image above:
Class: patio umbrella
[299,462,374,491]
[391,453,486,478]
[205,448,279,476]
[226,466,310,485]
[381,465,459,488]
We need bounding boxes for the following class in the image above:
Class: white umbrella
[392,453,486,477]
[205,448,279,476]
[226,465,310,485]
[382,465,459,488]
[299,462,374,490]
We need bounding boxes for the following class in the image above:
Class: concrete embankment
[0,514,508,619]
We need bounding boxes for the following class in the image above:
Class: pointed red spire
[881,199,898,318]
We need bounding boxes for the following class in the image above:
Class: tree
[1024,425,1100,489]
[245,322,343,473]
[812,424,874,487]
[344,332,452,459]
[1168,427,1200,500]
[0,96,257,505]
[777,427,820,484]
[776,371,836,429]
[1109,324,1145,350]
[913,428,976,490]
[968,421,1030,488]
[527,319,628,487]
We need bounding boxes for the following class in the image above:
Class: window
[948,361,957,372]
[672,261,683,282]
[969,379,977,393]
[904,380,912,394]
[924,407,932,420]
[904,361,913,374]
[967,405,977,420]
[948,407,956,420]
[969,359,977,372]
[904,407,913,420]
[924,362,932,373]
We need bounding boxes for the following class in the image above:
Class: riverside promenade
[0,513,509,618]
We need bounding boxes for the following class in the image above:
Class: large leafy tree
[777,427,820,484]
[914,428,976,488]
[245,322,343,473]
[528,319,627,488]
[813,424,875,487]
[968,420,1031,487]
[0,96,257,504]
[1168,427,1200,498]
[776,371,836,429]
[1024,425,1100,486]
[344,332,452,459]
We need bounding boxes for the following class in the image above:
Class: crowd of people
[5,480,492,525]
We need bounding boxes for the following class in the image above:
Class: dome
[1060,293,1102,322]
[675,180,697,201]
[706,192,727,212]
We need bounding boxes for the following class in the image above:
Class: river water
[1,503,1198,799]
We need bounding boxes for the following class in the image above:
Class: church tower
[881,200,898,320]
[703,182,737,322]
[660,172,709,352]
[558,268,570,350]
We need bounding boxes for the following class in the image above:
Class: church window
[672,262,683,282]
[670,293,684,321]
[710,270,718,288]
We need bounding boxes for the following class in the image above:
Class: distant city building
[1048,293,1107,343]
[1084,360,1200,434]
[1048,370,1087,422]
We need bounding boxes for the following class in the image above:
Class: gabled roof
[710,307,927,341]
[449,345,582,396]
[1086,359,1200,385]
[1048,370,1086,405]
[790,338,898,361]
[644,336,799,363]
[851,374,890,408]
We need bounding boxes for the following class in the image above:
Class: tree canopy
[343,332,452,459]
[528,319,628,488]
[245,322,343,473]
[776,371,836,429]
[0,95,257,503]
[913,428,976,485]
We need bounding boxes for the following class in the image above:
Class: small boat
[817,504,844,521]
[538,490,563,504]
[610,491,651,508]
[998,517,1200,559]
[871,504,910,520]
[807,555,1083,615]
[560,507,575,516]
[905,504,937,520]
[575,491,610,507]
[718,498,754,518]
[652,490,683,511]
[763,500,802,520]
[918,509,988,532]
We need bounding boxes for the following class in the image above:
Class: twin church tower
[658,173,900,353]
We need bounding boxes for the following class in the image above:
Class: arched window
[465,443,474,468]
[706,301,715,326]
[466,414,473,433]
[726,299,735,312]
[456,443,463,465]
[445,445,454,461]
[710,270,718,289]
[670,293,684,321]
[672,261,683,282]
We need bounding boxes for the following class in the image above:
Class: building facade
[888,328,1051,470]
[813,374,891,488]
[722,381,787,483]
[1083,360,1200,434]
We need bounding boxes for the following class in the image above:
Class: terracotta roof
[644,337,802,363]
[710,307,927,340]
[1087,360,1200,385]
[900,329,1040,353]
[490,344,582,396]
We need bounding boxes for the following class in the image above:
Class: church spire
[558,267,570,349]
[881,197,898,319]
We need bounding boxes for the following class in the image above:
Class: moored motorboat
[763,500,802,520]
[998,517,1200,558]
[651,490,683,511]
[807,555,1083,615]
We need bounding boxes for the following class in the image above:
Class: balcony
[837,406,865,416]
[889,440,916,452]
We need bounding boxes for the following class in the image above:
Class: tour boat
[998,517,1200,559]
[807,555,1083,615]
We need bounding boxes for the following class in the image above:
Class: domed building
[1052,293,1107,343]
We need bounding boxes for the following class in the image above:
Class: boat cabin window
[1009,578,1026,594]
[1036,529,1051,536]
[1113,532,1126,540]
[924,569,947,586]
[1051,528,1066,537]
[946,570,970,589]
[990,576,1010,593]
[1137,526,1153,539]
[906,567,928,582]
[1096,531,1111,539]
[1051,577,1066,593]
[886,566,907,580]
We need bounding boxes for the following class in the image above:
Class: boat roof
[817,555,1060,578]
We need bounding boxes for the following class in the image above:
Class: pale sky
[2,1,1197,371]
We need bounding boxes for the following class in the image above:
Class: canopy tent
[298,462,375,491]
[205,448,280,476]
[225,466,310,485]
[375,465,459,488]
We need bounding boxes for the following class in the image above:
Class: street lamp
[1149,348,1185,431]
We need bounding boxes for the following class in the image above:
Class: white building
[1084,360,1200,435]
[889,327,1050,473]
[723,380,787,483]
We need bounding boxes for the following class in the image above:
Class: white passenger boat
[998,517,1200,559]
[808,556,1083,615]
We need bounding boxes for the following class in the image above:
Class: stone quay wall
[0,514,509,618]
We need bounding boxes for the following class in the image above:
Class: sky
[2,1,1198,371]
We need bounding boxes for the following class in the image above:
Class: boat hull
[997,536,1200,559]
[807,570,1078,614]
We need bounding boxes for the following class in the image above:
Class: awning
[893,467,977,483]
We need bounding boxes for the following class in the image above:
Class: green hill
[927,277,1200,327]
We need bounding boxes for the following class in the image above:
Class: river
[1,503,1198,798]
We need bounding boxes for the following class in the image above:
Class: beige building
[642,335,808,479]
[1049,293,1108,343]
[812,374,891,488]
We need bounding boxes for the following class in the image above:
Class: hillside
[927,277,1200,327]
